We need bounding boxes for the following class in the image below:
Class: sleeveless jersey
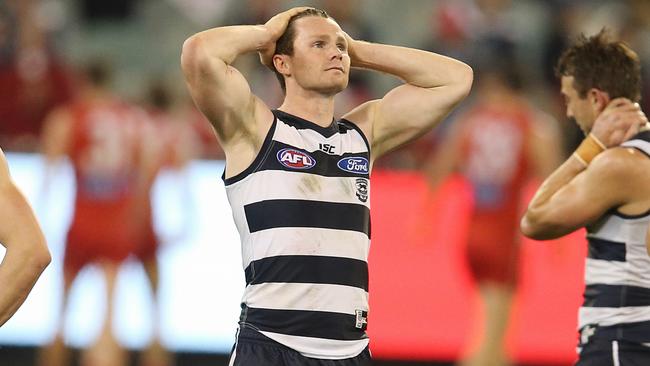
[223,110,371,359]
[579,130,650,345]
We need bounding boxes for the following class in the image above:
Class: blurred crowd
[1,0,650,167]
[3,1,650,365]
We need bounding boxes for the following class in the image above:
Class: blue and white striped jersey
[579,130,650,345]
[223,109,371,359]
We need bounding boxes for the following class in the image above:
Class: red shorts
[64,221,133,277]
[466,238,519,286]
[63,210,159,276]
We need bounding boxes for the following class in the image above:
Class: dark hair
[271,8,331,93]
[555,29,641,101]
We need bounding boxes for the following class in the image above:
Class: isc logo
[276,148,316,169]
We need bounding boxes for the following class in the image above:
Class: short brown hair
[271,8,331,93]
[556,29,641,102]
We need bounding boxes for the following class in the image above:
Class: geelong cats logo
[355,178,369,202]
[277,148,316,170]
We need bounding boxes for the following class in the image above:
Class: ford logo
[337,157,369,174]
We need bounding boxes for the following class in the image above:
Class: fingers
[622,122,641,142]
[285,6,313,16]
[603,98,638,115]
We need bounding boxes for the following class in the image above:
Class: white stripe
[587,214,650,244]
[583,258,650,288]
[579,306,650,328]
[243,227,370,268]
[243,283,369,315]
[622,139,650,156]
[584,259,630,286]
[612,341,620,366]
[625,243,650,284]
[259,330,368,359]
[274,119,368,154]
[226,170,371,207]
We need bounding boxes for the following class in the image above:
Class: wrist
[573,133,606,167]
[347,40,372,68]
[256,25,276,50]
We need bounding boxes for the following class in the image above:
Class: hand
[343,31,358,67]
[258,7,312,68]
[591,98,648,147]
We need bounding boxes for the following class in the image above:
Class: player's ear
[273,54,291,77]
[588,88,610,114]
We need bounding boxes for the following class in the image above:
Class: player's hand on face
[591,98,648,147]
[259,7,312,68]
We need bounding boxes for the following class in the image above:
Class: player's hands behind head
[591,98,648,147]
[259,7,312,69]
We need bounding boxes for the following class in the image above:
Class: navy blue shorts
[228,327,372,366]
[577,339,650,366]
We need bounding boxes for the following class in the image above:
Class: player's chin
[319,79,348,95]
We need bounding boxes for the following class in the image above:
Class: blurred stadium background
[2,0,650,365]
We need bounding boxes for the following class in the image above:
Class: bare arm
[521,99,647,239]
[343,37,473,160]
[180,7,308,175]
[0,149,50,326]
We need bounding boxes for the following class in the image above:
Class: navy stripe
[610,207,650,219]
[583,284,650,307]
[588,320,650,343]
[257,140,370,178]
[588,238,626,262]
[244,200,370,236]
[240,305,367,341]
[245,255,369,291]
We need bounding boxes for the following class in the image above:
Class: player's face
[561,76,599,134]
[287,17,350,95]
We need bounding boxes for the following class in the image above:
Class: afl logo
[277,148,316,170]
[337,157,369,174]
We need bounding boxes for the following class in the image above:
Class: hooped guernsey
[223,109,372,359]
[578,130,650,348]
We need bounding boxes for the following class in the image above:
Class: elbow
[448,63,474,102]
[458,64,474,99]
[29,239,51,273]
[181,35,202,74]
[36,246,51,272]
[520,210,562,240]
[520,215,545,240]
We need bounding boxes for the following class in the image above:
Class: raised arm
[180,8,308,175]
[521,99,647,239]
[343,37,473,160]
[0,149,50,326]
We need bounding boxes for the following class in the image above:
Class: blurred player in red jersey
[135,80,198,366]
[37,60,153,366]
[426,58,562,366]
